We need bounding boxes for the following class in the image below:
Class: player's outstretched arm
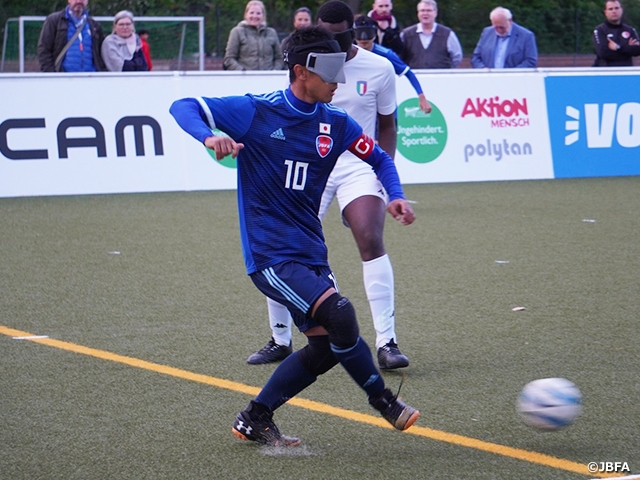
[170,98,216,144]
[204,136,244,161]
[404,70,432,114]
[387,199,415,226]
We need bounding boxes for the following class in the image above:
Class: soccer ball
[516,377,582,431]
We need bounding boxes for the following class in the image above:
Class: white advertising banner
[1,69,553,198]
[2,73,185,197]
[394,71,554,183]
[0,72,287,198]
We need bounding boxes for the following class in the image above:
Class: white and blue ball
[516,377,582,431]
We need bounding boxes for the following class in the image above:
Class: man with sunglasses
[249,0,414,372]
[170,25,419,446]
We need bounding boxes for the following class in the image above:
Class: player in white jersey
[320,43,397,222]
[248,0,411,370]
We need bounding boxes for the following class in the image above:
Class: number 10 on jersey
[284,160,309,190]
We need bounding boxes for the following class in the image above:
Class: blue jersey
[371,43,423,96]
[170,88,405,275]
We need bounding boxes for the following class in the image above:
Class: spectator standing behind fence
[37,0,106,72]
[281,7,313,51]
[101,11,148,71]
[470,7,538,69]
[223,0,284,71]
[354,16,431,113]
[593,0,640,66]
[138,29,153,70]
[400,0,462,69]
[367,0,405,56]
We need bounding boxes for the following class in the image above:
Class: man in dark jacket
[593,0,640,66]
[37,0,106,72]
[367,0,405,56]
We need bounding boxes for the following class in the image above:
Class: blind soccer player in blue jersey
[354,14,432,114]
[170,26,419,446]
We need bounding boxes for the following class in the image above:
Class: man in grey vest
[401,0,462,69]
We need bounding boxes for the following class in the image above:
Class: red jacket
[140,38,153,70]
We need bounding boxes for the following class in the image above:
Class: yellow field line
[1,325,622,478]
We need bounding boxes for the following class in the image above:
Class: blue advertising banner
[546,75,640,178]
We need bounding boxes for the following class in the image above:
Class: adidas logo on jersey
[270,128,286,140]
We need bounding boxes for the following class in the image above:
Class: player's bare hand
[419,94,432,114]
[387,199,415,226]
[630,37,640,46]
[204,136,244,160]
[607,38,620,51]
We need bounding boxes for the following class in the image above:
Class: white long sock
[362,254,396,349]
[266,297,293,346]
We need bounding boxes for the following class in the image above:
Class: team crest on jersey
[316,135,333,158]
[356,81,368,96]
[622,31,630,39]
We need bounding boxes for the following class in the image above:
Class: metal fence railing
[1,16,205,73]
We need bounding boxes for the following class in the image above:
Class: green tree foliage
[2,0,640,56]
[388,0,640,54]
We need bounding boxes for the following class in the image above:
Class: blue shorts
[250,261,339,332]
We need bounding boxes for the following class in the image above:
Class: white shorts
[319,154,387,223]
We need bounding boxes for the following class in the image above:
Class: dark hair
[295,7,312,16]
[317,0,355,28]
[354,15,378,29]
[284,25,336,81]
[353,16,378,41]
[286,25,335,52]
[138,29,149,35]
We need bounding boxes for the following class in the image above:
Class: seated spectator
[593,0,640,66]
[137,29,153,70]
[37,0,106,72]
[354,15,431,113]
[400,0,463,69]
[101,10,148,71]
[470,7,538,69]
[281,7,313,51]
[223,0,284,71]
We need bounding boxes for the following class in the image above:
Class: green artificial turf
[1,178,638,480]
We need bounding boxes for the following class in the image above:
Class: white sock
[362,254,396,349]
[266,297,293,346]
